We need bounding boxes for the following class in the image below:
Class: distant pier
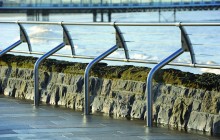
[0,0,220,22]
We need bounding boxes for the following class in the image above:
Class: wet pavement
[0,96,219,140]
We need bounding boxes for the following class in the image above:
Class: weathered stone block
[187,111,213,132]
[92,96,105,112]
[130,100,146,119]
[4,88,15,97]
[157,106,172,124]
[213,115,220,134]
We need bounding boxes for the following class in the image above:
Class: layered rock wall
[0,54,219,134]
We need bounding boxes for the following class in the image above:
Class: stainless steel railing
[0,21,220,128]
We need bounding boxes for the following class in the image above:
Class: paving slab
[0,96,220,140]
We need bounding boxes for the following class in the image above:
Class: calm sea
[0,10,220,74]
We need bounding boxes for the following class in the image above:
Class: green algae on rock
[0,54,220,91]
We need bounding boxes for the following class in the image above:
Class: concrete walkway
[0,95,219,140]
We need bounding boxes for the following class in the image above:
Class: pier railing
[0,21,220,127]
[0,0,220,8]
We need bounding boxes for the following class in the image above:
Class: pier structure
[0,0,219,22]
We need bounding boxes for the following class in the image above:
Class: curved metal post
[18,22,32,52]
[113,24,130,60]
[0,40,22,57]
[34,43,65,106]
[146,48,184,127]
[84,45,118,115]
[61,23,75,55]
[146,24,197,127]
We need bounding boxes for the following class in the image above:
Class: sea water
[0,10,220,74]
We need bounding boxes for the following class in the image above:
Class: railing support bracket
[84,45,118,115]
[146,25,196,127]
[0,22,31,56]
[34,43,65,106]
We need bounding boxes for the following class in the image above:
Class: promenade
[0,95,219,140]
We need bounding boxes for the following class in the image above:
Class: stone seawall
[0,54,220,134]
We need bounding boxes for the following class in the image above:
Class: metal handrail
[1,21,220,26]
[0,21,220,128]
[3,50,220,69]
